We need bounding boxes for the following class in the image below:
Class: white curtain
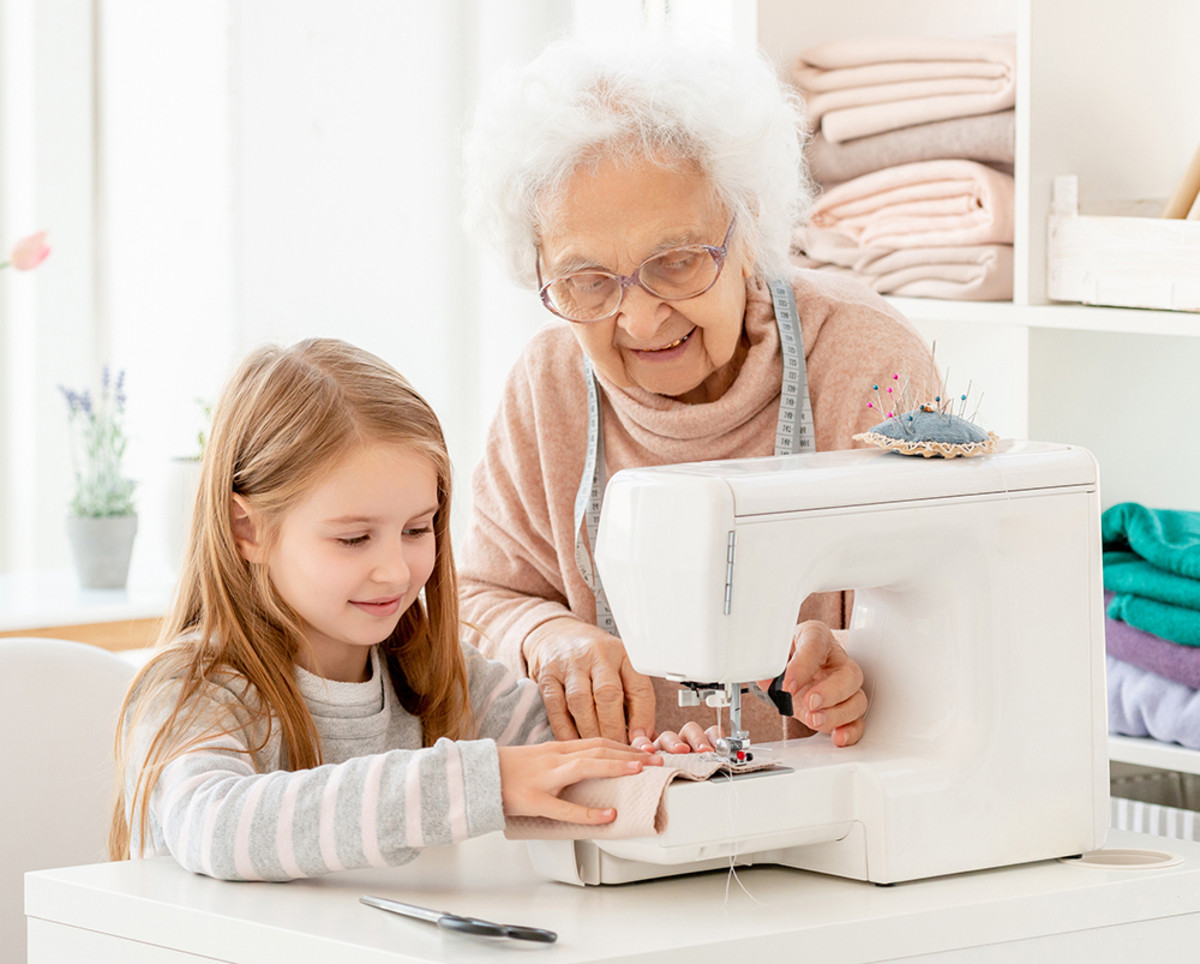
[1,0,661,576]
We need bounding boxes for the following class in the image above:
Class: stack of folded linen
[791,35,1016,301]
[1103,503,1200,751]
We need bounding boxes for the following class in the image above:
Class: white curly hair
[463,35,812,289]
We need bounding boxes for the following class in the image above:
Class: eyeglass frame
[535,216,738,323]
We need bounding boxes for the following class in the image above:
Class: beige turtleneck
[460,270,935,741]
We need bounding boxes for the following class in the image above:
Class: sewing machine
[528,440,1108,886]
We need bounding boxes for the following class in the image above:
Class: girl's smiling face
[537,157,755,404]
[236,441,439,682]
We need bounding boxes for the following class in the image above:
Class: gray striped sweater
[128,643,550,880]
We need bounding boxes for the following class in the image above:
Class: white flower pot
[66,514,138,589]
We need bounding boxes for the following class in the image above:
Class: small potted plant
[58,368,139,588]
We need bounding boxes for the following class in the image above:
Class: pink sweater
[460,271,934,740]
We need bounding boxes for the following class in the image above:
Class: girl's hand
[523,617,657,744]
[759,620,868,747]
[498,738,662,825]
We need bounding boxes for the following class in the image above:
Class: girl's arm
[137,697,508,881]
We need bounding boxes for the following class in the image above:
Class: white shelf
[888,297,1200,337]
[1109,736,1200,778]
[0,567,174,632]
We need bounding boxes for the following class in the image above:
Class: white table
[25,830,1200,963]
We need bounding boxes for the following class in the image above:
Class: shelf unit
[886,298,1200,339]
[1110,736,1200,779]
[625,0,1200,821]
[719,0,1200,818]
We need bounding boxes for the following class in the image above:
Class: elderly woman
[461,37,933,753]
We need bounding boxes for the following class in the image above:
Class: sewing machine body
[528,441,1108,886]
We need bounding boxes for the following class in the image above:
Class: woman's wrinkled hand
[497,738,663,824]
[523,617,658,743]
[760,620,868,746]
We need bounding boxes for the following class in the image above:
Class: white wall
[0,1,581,576]
[1029,330,1200,512]
[0,0,97,573]
[97,0,237,575]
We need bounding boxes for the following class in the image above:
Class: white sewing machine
[529,440,1108,886]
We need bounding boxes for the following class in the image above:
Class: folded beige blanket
[808,159,1014,249]
[793,36,1015,143]
[792,225,1013,301]
[504,753,777,841]
[807,111,1015,186]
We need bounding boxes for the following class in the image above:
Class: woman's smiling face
[537,157,754,404]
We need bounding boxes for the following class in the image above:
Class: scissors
[360,895,558,944]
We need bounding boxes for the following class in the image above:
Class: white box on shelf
[1047,175,1200,313]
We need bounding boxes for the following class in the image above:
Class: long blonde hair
[110,338,472,859]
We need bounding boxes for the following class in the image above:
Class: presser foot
[675,680,757,765]
[713,733,754,766]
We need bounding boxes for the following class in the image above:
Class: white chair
[0,638,136,963]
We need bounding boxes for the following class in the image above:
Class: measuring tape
[572,278,815,631]
[768,277,816,458]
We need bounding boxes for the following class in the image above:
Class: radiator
[1111,796,1200,842]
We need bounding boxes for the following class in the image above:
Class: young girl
[110,338,658,881]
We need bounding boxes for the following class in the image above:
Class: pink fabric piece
[803,77,1007,126]
[792,36,1015,144]
[791,225,1014,301]
[794,58,1008,93]
[808,160,1015,249]
[797,35,1017,72]
[459,272,936,743]
[504,753,777,840]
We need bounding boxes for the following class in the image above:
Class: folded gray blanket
[806,111,1015,186]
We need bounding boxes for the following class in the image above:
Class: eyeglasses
[537,218,736,323]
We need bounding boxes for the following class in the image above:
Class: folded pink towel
[792,225,1013,301]
[797,35,1016,73]
[795,57,1009,93]
[793,36,1015,143]
[504,753,777,841]
[806,111,1015,186]
[808,160,1014,249]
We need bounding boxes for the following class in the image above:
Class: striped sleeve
[135,692,507,881]
[462,642,553,746]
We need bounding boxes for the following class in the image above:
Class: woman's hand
[523,617,657,743]
[760,620,868,746]
[497,739,663,824]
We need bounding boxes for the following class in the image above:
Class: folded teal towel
[1107,594,1200,647]
[1103,551,1200,610]
[1102,503,1200,646]
[1101,503,1200,578]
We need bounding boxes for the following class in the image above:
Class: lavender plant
[58,367,137,517]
